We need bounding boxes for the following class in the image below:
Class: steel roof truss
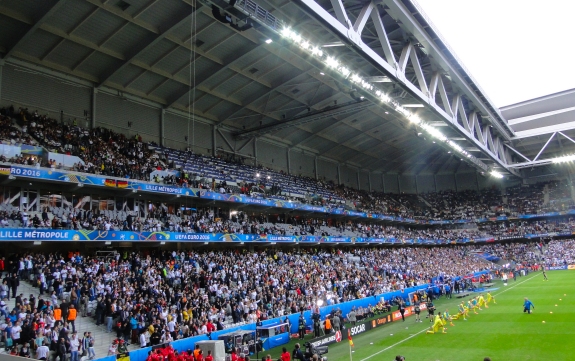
[370,6,397,66]
[533,132,556,162]
[330,0,352,28]
[471,112,485,145]
[407,44,428,94]
[398,43,411,75]
[558,131,575,146]
[453,96,471,133]
[292,0,517,176]
[504,143,531,163]
[352,1,375,34]
[436,74,453,117]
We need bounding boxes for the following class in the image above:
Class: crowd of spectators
[4,200,575,247]
[1,237,575,359]
[469,239,575,268]
[1,106,575,225]
[6,107,164,182]
[476,218,575,239]
[0,114,36,147]
[420,189,502,220]
[0,245,491,356]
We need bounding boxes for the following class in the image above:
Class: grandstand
[0,1,574,361]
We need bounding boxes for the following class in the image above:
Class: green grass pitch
[264,271,575,361]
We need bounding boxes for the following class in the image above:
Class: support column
[314,157,318,179]
[253,138,258,166]
[454,174,458,191]
[160,109,165,147]
[368,172,372,192]
[434,174,438,192]
[0,60,4,103]
[397,174,401,193]
[357,171,360,190]
[287,148,291,175]
[476,172,480,191]
[211,125,216,156]
[414,175,419,194]
[337,164,341,185]
[382,174,385,193]
[91,87,97,129]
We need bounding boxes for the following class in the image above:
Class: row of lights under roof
[275,28,498,176]
[552,154,575,163]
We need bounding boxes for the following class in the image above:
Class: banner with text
[0,228,499,244]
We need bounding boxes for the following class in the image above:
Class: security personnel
[313,316,320,337]
[324,316,332,334]
[53,306,62,327]
[298,317,306,339]
[67,304,77,333]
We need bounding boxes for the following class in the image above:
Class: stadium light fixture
[490,170,504,179]
[552,154,575,163]
[279,26,484,171]
[403,104,424,108]
[265,39,273,44]
[326,57,339,68]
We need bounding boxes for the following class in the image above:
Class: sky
[414,0,575,107]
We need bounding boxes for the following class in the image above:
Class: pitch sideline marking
[359,272,540,361]
[358,328,429,361]
[493,272,539,296]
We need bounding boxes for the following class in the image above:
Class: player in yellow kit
[486,291,496,304]
[477,293,487,309]
[443,309,456,327]
[473,296,482,311]
[426,314,447,334]
[468,299,478,314]
[459,301,469,320]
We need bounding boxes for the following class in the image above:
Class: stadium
[0,0,573,360]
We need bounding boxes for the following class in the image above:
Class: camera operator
[292,343,305,361]
[303,342,327,361]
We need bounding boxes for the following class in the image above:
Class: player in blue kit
[523,298,535,314]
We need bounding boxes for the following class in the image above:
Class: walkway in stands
[7,279,138,360]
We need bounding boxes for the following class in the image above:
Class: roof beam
[163,42,263,109]
[97,4,202,87]
[235,100,371,139]
[289,110,372,147]
[507,106,575,125]
[3,0,67,59]
[513,121,575,139]
[133,0,160,19]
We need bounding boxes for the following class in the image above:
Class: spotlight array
[279,27,478,168]
[490,170,504,179]
[552,154,575,164]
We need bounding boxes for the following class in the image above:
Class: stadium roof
[0,0,558,177]
[502,88,575,170]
